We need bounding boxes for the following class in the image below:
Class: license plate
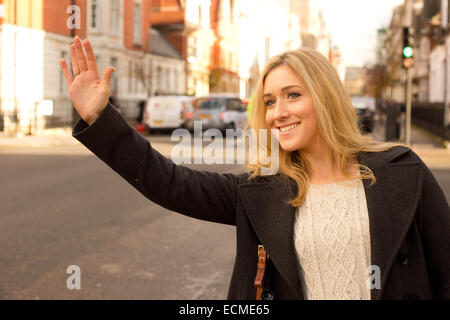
[152,120,164,125]
[199,114,211,119]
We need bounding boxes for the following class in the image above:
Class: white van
[144,95,194,132]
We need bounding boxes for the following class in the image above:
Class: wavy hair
[244,47,406,207]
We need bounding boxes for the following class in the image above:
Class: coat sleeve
[416,156,450,299]
[72,103,249,226]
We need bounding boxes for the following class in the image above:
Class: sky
[314,0,405,67]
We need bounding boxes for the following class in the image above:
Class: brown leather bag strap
[254,245,268,300]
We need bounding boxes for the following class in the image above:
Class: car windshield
[351,96,375,111]
[353,102,367,109]
[197,98,222,109]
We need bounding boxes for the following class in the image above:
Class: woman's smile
[278,122,301,135]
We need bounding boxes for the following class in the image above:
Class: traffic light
[402,27,414,68]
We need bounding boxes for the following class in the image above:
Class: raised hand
[60,37,116,125]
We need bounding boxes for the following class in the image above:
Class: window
[166,68,171,93]
[226,98,243,111]
[110,0,120,35]
[186,0,200,24]
[129,61,133,93]
[169,69,175,93]
[132,62,136,93]
[200,2,210,27]
[135,63,140,93]
[111,57,118,94]
[161,67,167,93]
[133,2,142,45]
[156,66,162,94]
[91,0,101,31]
[60,51,68,93]
[188,37,197,61]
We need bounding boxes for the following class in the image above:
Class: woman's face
[264,64,320,152]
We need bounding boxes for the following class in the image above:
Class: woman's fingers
[84,39,99,76]
[102,67,116,83]
[60,59,73,87]
[70,45,80,76]
[74,36,88,72]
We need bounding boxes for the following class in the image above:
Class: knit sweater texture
[294,178,371,300]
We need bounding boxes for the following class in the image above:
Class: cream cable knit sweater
[294,178,372,300]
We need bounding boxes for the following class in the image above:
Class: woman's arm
[73,102,248,226]
[61,37,248,226]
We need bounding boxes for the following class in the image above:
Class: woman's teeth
[279,123,300,132]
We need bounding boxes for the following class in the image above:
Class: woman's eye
[288,92,300,99]
[264,100,275,107]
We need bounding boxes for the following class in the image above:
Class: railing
[378,100,450,141]
[411,102,449,140]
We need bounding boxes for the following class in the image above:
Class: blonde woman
[61,37,450,300]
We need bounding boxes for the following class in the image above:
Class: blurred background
[0,0,449,300]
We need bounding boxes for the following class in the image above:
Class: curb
[410,124,449,149]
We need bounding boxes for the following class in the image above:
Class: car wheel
[221,123,234,136]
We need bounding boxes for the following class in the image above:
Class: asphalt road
[0,146,247,299]
[0,133,449,300]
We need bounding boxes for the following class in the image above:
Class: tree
[134,54,153,97]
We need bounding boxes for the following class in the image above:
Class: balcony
[150,9,184,26]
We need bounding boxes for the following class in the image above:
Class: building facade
[344,66,367,97]
[151,0,215,97]
[0,0,87,134]
[209,0,240,94]
[292,0,330,58]
[0,0,159,133]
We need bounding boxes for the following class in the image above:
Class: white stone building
[237,0,302,98]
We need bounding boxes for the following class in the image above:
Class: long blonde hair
[245,48,406,207]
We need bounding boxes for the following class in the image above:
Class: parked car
[185,94,248,134]
[144,95,194,133]
[351,96,375,133]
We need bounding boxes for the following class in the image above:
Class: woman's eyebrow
[281,85,303,91]
[263,85,303,98]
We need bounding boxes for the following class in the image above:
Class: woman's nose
[274,101,290,119]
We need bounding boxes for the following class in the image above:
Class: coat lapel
[357,149,423,300]
[239,147,423,300]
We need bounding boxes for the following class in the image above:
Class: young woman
[61,37,450,300]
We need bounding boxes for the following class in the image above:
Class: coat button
[398,250,410,266]
[262,289,274,300]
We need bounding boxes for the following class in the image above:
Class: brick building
[151,0,215,97]
[0,0,87,133]
[209,0,240,94]
[0,0,185,134]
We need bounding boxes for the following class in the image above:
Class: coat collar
[237,147,423,300]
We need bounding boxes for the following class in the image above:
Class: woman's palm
[61,37,115,125]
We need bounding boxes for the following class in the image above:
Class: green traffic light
[403,46,413,58]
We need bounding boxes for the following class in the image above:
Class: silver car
[186,94,248,134]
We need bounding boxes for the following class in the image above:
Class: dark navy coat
[73,103,450,300]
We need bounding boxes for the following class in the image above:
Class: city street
[0,146,246,299]
[2,0,450,304]
[0,120,449,299]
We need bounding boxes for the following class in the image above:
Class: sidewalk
[0,126,176,157]
[1,121,449,169]
[372,113,450,169]
[0,127,78,148]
